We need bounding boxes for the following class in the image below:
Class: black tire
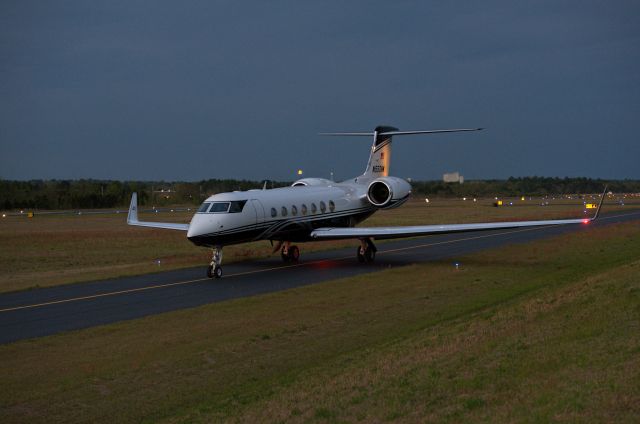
[213,265,223,279]
[206,264,214,278]
[356,247,365,263]
[364,246,376,262]
[289,245,300,262]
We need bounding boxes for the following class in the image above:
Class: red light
[582,219,589,224]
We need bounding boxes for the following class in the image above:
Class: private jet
[127,126,604,278]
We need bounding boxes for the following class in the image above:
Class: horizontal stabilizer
[319,128,483,137]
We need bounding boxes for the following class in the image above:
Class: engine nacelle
[291,178,333,187]
[366,176,412,209]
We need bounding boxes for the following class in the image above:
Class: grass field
[0,194,635,293]
[0,217,638,422]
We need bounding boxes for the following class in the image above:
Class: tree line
[409,177,640,198]
[1,177,638,210]
[0,179,287,210]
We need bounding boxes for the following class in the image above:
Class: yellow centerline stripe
[1,211,637,313]
[0,278,210,313]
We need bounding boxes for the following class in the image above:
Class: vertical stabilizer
[363,125,397,178]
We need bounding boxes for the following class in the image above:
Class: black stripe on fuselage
[256,206,373,237]
[189,206,374,243]
[188,207,376,247]
[198,205,374,237]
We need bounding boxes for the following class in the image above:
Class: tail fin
[365,125,397,177]
[320,126,483,179]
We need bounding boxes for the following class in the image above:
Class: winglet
[125,192,189,231]
[127,192,139,224]
[591,185,607,220]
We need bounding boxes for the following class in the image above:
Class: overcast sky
[1,1,639,181]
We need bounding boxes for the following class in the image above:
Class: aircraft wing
[311,189,606,241]
[127,192,190,231]
[311,217,591,240]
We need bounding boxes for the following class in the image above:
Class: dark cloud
[1,1,639,181]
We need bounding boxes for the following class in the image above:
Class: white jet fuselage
[186,179,397,247]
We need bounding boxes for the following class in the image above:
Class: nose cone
[187,214,207,239]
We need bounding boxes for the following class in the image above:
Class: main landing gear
[357,238,377,263]
[280,241,300,263]
[207,246,223,279]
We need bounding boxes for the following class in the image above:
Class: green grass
[1,195,634,293]
[0,219,638,423]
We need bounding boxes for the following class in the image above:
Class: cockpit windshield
[198,200,247,213]
[209,202,230,213]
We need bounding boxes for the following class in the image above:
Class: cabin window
[319,201,326,213]
[198,202,211,213]
[271,207,277,218]
[229,200,247,213]
[301,204,308,215]
[291,205,298,216]
[209,202,230,213]
[281,206,288,216]
[329,200,335,212]
[311,203,317,213]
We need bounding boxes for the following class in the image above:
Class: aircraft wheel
[208,246,224,278]
[356,247,366,263]
[213,265,223,279]
[289,245,300,262]
[364,246,376,263]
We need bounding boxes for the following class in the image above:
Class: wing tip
[591,185,608,220]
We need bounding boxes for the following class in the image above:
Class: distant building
[443,172,464,184]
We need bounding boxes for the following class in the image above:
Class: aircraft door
[250,199,266,224]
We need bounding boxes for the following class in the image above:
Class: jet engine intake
[366,176,411,209]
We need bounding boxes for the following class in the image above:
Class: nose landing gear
[207,246,223,279]
[357,238,377,263]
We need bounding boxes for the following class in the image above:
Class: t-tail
[320,125,483,179]
[365,125,396,178]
